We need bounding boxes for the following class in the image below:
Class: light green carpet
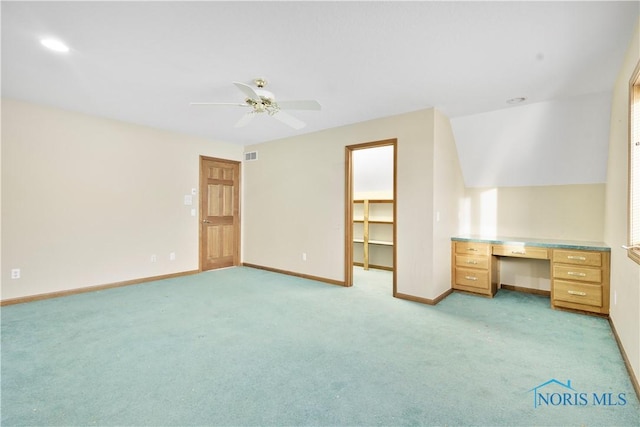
[1,266,638,426]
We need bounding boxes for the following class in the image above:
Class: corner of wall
[604,17,640,389]
[431,109,465,299]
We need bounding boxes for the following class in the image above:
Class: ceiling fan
[190,78,321,130]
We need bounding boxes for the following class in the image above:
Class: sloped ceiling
[2,1,638,187]
[451,91,613,187]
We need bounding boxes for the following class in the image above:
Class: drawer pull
[511,250,526,255]
[464,276,478,281]
[468,248,478,252]
[567,290,587,296]
[567,271,587,277]
[466,260,478,265]
[567,255,586,261]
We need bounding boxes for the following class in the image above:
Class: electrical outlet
[169,252,176,261]
[11,268,20,279]
[302,253,307,261]
[151,254,157,263]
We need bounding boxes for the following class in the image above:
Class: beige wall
[243,108,464,300]
[1,98,243,300]
[462,184,606,241]
[604,19,640,386]
[433,109,466,297]
[461,184,605,292]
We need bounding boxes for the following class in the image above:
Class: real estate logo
[528,379,627,408]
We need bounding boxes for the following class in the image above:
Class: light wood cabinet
[353,199,394,270]
[450,237,611,316]
[451,242,498,297]
[492,245,549,260]
[551,249,610,315]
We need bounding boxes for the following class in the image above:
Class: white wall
[451,91,612,188]
[243,108,463,300]
[1,98,243,300]
[353,145,394,200]
[604,19,640,387]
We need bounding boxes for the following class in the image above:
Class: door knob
[202,219,211,224]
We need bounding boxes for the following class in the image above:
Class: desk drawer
[455,268,489,290]
[492,245,549,259]
[455,242,490,256]
[553,280,602,308]
[455,255,489,270]
[553,250,602,267]
[553,265,601,283]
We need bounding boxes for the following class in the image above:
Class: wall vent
[244,151,258,161]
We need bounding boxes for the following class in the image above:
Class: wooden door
[200,157,240,271]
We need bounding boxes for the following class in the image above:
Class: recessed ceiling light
[40,38,70,53]
[506,97,527,105]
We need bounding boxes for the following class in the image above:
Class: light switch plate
[184,195,192,205]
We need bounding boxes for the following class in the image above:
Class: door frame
[345,139,397,295]
[199,155,241,271]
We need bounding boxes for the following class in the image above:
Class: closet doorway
[345,139,397,295]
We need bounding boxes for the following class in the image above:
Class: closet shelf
[354,199,393,204]
[354,238,393,246]
[353,199,394,270]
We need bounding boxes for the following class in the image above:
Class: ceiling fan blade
[190,102,249,107]
[233,82,261,100]
[276,100,321,111]
[234,111,256,128]
[272,110,306,130]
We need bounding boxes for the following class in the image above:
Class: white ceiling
[2,1,638,146]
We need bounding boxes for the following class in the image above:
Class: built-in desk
[451,236,611,316]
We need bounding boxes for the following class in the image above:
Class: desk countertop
[451,235,610,252]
